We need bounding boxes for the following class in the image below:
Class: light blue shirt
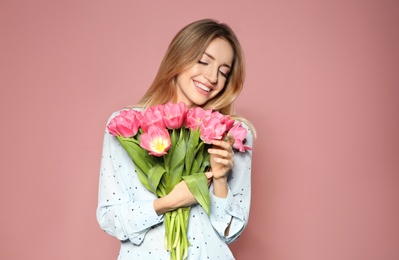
[97,111,253,260]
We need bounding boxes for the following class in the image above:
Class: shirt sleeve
[96,112,164,245]
[208,123,253,244]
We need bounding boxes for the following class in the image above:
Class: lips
[194,81,212,92]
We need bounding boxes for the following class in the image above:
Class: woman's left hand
[208,134,235,180]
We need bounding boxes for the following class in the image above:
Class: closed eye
[219,71,228,78]
[198,60,208,65]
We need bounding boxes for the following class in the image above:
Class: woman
[97,19,255,260]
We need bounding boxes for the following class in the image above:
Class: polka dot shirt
[96,111,253,259]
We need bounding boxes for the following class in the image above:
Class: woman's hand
[154,171,213,215]
[154,136,235,215]
[208,134,235,180]
[154,181,195,215]
[207,134,235,198]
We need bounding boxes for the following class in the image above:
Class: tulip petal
[140,126,171,157]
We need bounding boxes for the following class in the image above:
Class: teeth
[195,82,211,92]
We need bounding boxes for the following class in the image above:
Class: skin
[174,38,234,109]
[153,38,236,235]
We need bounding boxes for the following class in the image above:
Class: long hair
[137,19,256,137]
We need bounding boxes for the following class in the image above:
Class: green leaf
[166,163,184,194]
[190,159,200,174]
[199,145,211,173]
[163,129,177,172]
[134,166,152,191]
[170,139,186,172]
[116,136,156,193]
[117,136,153,174]
[166,138,186,193]
[147,165,166,194]
[182,173,210,215]
[184,129,201,174]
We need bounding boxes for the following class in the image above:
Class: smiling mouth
[194,81,211,92]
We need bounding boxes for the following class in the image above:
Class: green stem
[168,211,176,251]
[179,209,188,259]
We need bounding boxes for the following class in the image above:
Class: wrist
[212,177,228,198]
[213,176,227,183]
[154,195,174,215]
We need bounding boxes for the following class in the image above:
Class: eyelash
[220,71,228,78]
[198,61,229,78]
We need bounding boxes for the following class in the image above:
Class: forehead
[203,38,234,66]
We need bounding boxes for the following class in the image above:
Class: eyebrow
[204,52,231,69]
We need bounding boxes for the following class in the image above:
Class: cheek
[191,65,202,75]
[217,78,227,90]
[213,82,226,96]
[176,73,189,87]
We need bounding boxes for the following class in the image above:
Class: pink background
[1,0,398,259]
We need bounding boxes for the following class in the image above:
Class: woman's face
[175,38,234,108]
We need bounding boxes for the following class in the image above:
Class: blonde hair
[137,19,256,137]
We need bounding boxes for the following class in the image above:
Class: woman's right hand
[153,172,213,215]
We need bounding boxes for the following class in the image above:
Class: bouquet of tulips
[107,102,251,260]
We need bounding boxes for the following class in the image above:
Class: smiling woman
[175,38,234,108]
[97,19,255,260]
[137,19,247,116]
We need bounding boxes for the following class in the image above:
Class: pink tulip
[119,109,142,122]
[140,126,171,156]
[107,110,141,138]
[211,111,235,131]
[107,118,119,136]
[221,115,235,132]
[140,105,166,132]
[200,116,227,144]
[115,115,140,138]
[228,123,252,152]
[185,107,212,130]
[162,102,187,129]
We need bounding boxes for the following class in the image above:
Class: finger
[205,171,213,179]
[205,172,213,187]
[227,133,235,146]
[213,157,233,166]
[211,139,233,150]
[208,148,230,158]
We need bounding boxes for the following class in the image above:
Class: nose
[204,66,218,84]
